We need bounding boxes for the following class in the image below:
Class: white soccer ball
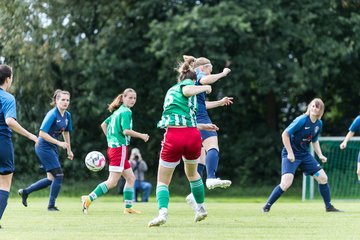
[85,151,106,172]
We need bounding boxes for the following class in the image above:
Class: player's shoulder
[0,90,15,102]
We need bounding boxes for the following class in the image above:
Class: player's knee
[357,169,360,177]
[279,182,292,191]
[49,168,64,180]
[314,171,328,184]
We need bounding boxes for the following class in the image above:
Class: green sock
[190,178,205,204]
[89,182,108,201]
[156,185,169,209]
[123,187,134,208]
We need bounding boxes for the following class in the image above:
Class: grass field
[1,196,359,240]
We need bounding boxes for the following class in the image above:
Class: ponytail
[176,56,197,82]
[108,88,136,112]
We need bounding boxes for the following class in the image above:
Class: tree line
[0,0,359,187]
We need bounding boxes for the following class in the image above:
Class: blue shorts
[35,142,60,172]
[357,151,360,163]
[281,149,322,176]
[0,135,14,174]
[197,115,218,140]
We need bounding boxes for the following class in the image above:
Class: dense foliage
[1,0,359,186]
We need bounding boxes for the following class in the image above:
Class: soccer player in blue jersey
[18,89,74,211]
[183,55,233,190]
[263,98,341,212]
[340,115,360,183]
[0,64,38,228]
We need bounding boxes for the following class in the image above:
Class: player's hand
[220,97,233,106]
[287,153,295,162]
[142,134,150,142]
[67,150,74,160]
[340,142,347,150]
[28,133,38,144]
[319,155,327,163]
[57,141,68,149]
[222,68,231,76]
[205,85,212,94]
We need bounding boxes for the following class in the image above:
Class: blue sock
[206,148,219,179]
[197,163,205,177]
[49,175,63,207]
[264,185,284,209]
[319,183,332,208]
[24,178,52,194]
[0,190,10,220]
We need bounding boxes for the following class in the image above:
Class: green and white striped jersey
[104,104,132,147]
[157,79,198,128]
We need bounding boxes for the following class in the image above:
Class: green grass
[1,196,359,240]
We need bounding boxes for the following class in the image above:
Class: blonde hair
[183,55,211,69]
[305,98,325,119]
[108,88,136,112]
[51,89,70,106]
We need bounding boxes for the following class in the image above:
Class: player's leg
[47,168,63,211]
[0,174,12,228]
[19,146,54,207]
[122,168,141,214]
[184,161,207,222]
[148,164,175,227]
[302,154,342,212]
[263,152,298,212]
[0,138,14,227]
[18,175,52,207]
[202,135,231,189]
[197,147,206,177]
[312,169,342,212]
[263,173,294,212]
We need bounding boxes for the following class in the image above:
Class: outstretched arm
[205,97,233,110]
[182,85,211,97]
[199,68,231,85]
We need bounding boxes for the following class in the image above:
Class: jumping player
[263,98,341,212]
[183,55,233,190]
[81,88,149,215]
[148,58,218,227]
[18,89,74,211]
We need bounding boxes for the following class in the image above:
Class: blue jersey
[195,69,211,123]
[284,114,322,156]
[349,115,360,132]
[38,107,72,147]
[0,89,16,137]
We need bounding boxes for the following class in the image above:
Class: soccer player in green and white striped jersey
[81,88,149,215]
[148,58,219,227]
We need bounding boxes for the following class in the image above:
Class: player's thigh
[0,173,13,191]
[202,136,219,151]
[157,165,175,185]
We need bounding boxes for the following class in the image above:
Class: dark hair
[108,88,136,112]
[176,57,196,82]
[51,89,71,106]
[0,64,13,85]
